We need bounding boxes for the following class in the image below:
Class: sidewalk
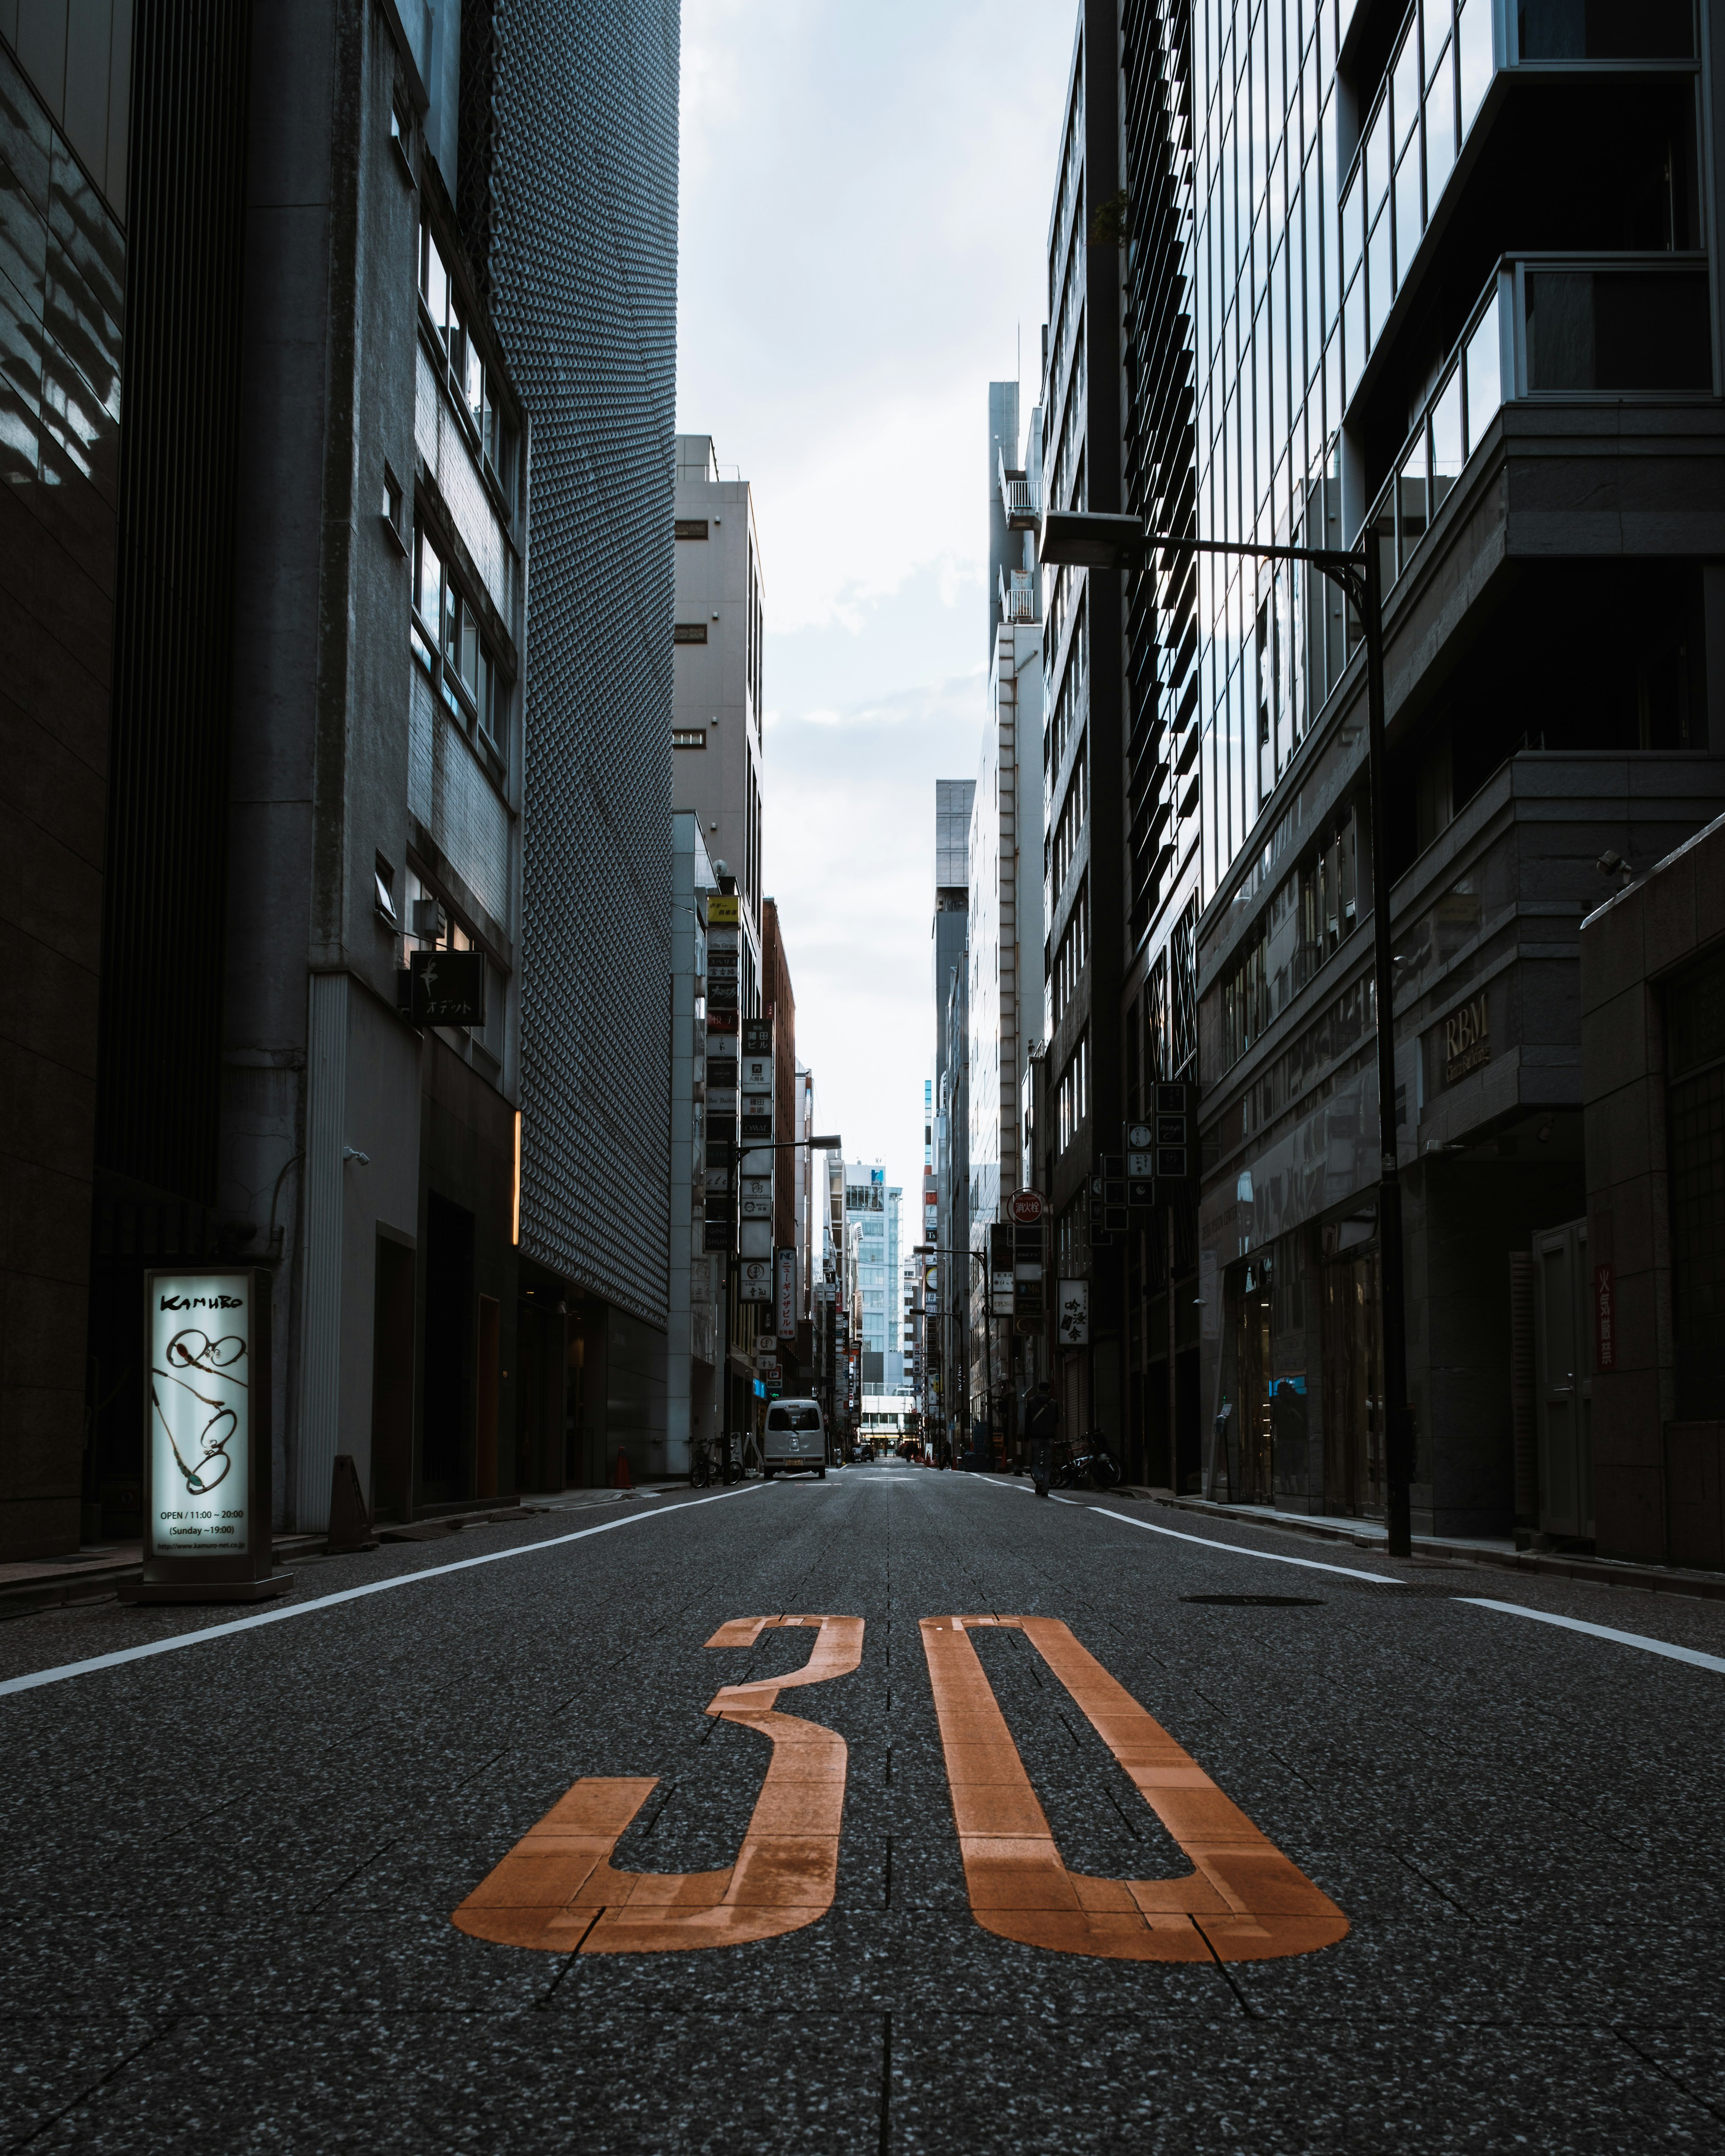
[1138,1490,1725,1604]
[0,1483,694,1619]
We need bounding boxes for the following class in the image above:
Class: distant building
[967,380,1044,1422]
[842,1166,902,1392]
[667,815,720,1476]
[673,435,768,1019]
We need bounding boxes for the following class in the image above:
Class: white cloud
[678,0,1074,1200]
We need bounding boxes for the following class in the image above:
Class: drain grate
[1181,1594,1324,1607]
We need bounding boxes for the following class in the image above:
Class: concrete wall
[1583,811,1725,1564]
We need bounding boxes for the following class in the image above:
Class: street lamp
[1038,508,1412,1559]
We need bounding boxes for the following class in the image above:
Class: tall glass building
[1027,0,1725,1542]
[1184,0,1725,1539]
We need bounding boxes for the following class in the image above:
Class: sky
[676,0,1076,1213]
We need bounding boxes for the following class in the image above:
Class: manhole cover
[1181,1594,1324,1606]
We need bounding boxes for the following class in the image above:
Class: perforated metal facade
[490,0,679,1327]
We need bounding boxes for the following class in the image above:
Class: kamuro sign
[123,1269,291,1605]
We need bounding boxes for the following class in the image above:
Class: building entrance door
[1533,1217,1593,1540]
[1321,1247,1384,1516]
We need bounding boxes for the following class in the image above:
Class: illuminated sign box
[120,1269,292,1605]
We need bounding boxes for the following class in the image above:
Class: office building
[1180,0,1725,1537]
[496,0,678,1488]
[969,381,1046,1424]
[931,779,973,1442]
[65,0,678,1558]
[1025,0,1725,1535]
[667,814,720,1477]
[0,14,137,1557]
[843,1166,902,1391]
[673,434,768,1016]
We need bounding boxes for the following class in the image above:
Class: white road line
[1457,1598,1725,1674]
[963,1474,1400,1580]
[0,1484,765,1701]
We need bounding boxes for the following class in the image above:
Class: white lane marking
[963,1473,1400,1579]
[1458,1598,1725,1674]
[0,1485,765,1701]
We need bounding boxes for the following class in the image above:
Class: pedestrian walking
[1024,1380,1057,1498]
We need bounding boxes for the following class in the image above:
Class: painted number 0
[452,1614,1346,1963]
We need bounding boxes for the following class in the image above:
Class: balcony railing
[998,446,1039,530]
[1362,253,1713,606]
[999,566,1037,625]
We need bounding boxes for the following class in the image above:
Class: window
[412,513,505,757]
[1047,742,1089,899]
[418,217,516,494]
[374,853,398,928]
[381,464,406,554]
[675,518,709,540]
[1052,879,1089,1025]
[674,622,709,645]
[672,728,707,749]
[1057,1032,1089,1153]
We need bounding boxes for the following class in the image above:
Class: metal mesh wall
[490,0,678,1327]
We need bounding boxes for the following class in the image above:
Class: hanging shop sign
[407,946,487,1027]
[1008,1189,1045,1226]
[1056,1278,1089,1347]
[776,1247,797,1339]
[708,894,740,925]
[124,1269,289,1605]
[739,1257,773,1303]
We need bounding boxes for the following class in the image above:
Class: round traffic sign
[1008,1189,1046,1226]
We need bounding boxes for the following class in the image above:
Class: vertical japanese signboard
[124,1269,288,1604]
[775,1246,797,1340]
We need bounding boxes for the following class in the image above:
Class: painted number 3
[452,1615,1347,1964]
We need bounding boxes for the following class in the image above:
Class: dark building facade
[1185,0,1725,1537]
[493,0,678,1489]
[36,0,678,1562]
[0,7,196,1560]
[1019,0,1725,1544]
[1029,2,1131,1449]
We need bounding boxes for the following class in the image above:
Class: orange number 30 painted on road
[451,1613,1346,1964]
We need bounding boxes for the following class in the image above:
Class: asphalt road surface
[4,1462,1724,2152]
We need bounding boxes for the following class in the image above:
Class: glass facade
[1191,0,1505,910]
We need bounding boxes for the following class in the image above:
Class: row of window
[1220,806,1358,1072]
[412,517,505,762]
[1048,750,1089,909]
[419,219,516,494]
[1045,598,1088,776]
[1057,1031,1090,1155]
[1052,879,1090,1028]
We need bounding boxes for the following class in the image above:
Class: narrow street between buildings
[4,1464,1722,2152]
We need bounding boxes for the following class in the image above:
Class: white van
[763,1399,827,1479]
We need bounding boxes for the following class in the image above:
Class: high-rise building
[0,15,142,1558]
[932,779,974,1445]
[673,434,768,1017]
[667,814,720,1476]
[61,0,679,1562]
[1029,0,1725,1537]
[969,381,1046,1424]
[495,0,679,1488]
[842,1166,902,1392]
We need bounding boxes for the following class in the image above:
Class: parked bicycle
[1053,1430,1123,1492]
